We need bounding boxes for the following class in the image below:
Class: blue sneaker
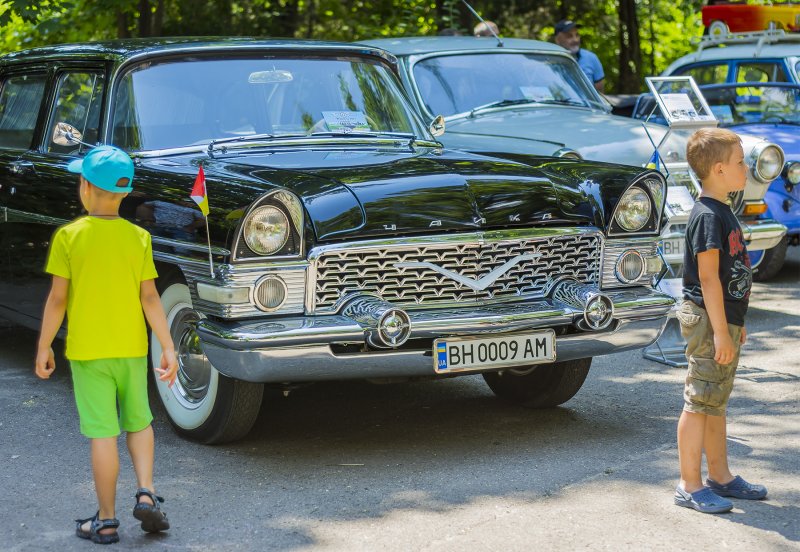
[674,486,733,514]
[706,476,768,500]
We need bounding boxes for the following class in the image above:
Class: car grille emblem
[395,252,541,292]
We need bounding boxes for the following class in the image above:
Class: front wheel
[482,358,592,408]
[753,237,788,282]
[151,280,263,444]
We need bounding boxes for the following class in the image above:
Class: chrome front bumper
[195,286,675,383]
[741,218,787,252]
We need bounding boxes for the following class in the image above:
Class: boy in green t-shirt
[35,145,178,545]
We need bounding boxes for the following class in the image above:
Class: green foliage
[0,0,709,93]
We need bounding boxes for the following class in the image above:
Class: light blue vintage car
[634,82,800,280]
[362,36,788,267]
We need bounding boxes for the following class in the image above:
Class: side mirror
[52,122,92,147]
[429,115,445,137]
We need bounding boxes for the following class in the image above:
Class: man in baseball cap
[554,19,605,93]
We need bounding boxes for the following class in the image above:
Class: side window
[736,62,788,83]
[47,72,105,154]
[0,74,47,150]
[674,64,728,85]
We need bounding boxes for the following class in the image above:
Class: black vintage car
[0,38,674,443]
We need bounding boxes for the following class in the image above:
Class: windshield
[411,52,603,117]
[112,56,425,151]
[701,84,800,126]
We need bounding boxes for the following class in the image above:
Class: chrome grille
[310,230,602,312]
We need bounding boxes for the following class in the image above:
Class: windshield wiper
[533,99,587,107]
[469,99,539,117]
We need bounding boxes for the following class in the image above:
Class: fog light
[377,309,411,347]
[615,250,645,283]
[584,294,614,330]
[253,275,287,311]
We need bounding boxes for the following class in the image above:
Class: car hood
[146,148,594,242]
[728,123,800,159]
[442,107,688,167]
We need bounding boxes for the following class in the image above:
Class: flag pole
[204,216,214,278]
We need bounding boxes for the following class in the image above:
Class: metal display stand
[639,76,719,367]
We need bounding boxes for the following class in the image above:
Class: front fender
[762,180,800,235]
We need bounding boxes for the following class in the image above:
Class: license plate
[661,237,683,258]
[434,330,556,374]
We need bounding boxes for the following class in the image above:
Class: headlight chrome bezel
[608,172,665,237]
[233,190,305,261]
[749,142,785,183]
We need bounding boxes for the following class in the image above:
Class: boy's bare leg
[704,413,734,484]
[677,409,706,493]
[127,424,156,506]
[82,437,119,534]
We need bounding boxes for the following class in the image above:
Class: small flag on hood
[646,150,661,172]
[190,165,209,216]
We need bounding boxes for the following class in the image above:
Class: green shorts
[69,356,153,438]
[676,300,743,417]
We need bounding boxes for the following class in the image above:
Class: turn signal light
[742,202,768,216]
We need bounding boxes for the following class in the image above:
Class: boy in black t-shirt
[673,128,766,514]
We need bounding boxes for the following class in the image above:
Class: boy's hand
[155,348,178,388]
[740,326,747,345]
[714,331,736,365]
[35,347,56,379]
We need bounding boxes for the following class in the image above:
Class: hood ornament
[396,252,540,292]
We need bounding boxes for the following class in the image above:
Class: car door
[0,69,52,326]
[0,66,106,325]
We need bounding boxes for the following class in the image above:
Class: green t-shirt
[45,216,158,360]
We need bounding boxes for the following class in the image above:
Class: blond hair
[686,128,741,181]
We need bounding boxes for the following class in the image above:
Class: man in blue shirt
[554,19,605,93]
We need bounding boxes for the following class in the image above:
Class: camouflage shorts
[676,300,743,417]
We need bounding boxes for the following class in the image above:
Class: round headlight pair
[784,161,800,186]
[614,187,652,232]
[243,205,289,255]
[752,144,784,182]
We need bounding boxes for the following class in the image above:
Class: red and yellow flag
[190,165,209,216]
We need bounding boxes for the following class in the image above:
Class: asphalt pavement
[1,248,799,551]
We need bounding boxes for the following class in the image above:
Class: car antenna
[461,0,503,47]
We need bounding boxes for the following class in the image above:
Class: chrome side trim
[151,235,230,256]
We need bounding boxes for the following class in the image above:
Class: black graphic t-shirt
[682,196,752,326]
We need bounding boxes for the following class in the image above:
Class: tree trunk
[153,0,165,36]
[117,9,130,39]
[617,0,642,93]
[138,0,152,37]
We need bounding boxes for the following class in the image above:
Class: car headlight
[243,205,289,255]
[751,144,784,182]
[614,187,652,232]
[784,161,800,186]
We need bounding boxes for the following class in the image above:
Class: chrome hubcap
[171,307,211,406]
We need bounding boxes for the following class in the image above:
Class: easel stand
[639,76,719,367]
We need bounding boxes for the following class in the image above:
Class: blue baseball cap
[67,145,134,193]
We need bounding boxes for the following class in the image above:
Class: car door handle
[9,160,35,175]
